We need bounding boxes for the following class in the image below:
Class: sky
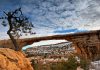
[0,0,100,39]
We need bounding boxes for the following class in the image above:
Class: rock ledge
[0,48,33,70]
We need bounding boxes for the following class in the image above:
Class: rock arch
[0,30,100,60]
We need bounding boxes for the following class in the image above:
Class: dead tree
[0,8,35,51]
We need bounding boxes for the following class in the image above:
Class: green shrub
[50,56,78,70]
[80,58,90,70]
[31,56,91,70]
[65,56,78,70]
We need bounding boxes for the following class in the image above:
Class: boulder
[0,48,33,70]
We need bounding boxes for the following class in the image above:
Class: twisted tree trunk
[7,17,19,51]
[7,31,19,51]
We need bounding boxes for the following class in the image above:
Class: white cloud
[1,0,100,40]
[31,40,67,46]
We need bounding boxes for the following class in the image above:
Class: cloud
[0,0,100,39]
[0,32,9,40]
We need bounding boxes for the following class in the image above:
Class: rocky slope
[0,48,33,70]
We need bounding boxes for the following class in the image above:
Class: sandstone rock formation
[0,48,33,70]
[0,30,100,60]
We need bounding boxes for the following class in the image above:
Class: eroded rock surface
[0,48,33,70]
[0,30,100,60]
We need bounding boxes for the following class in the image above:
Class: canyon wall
[0,30,100,60]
